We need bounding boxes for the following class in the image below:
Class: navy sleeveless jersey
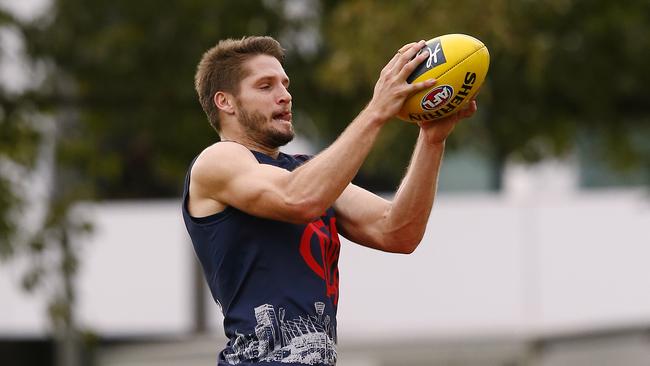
[182,148,340,366]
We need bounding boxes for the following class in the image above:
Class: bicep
[333,184,394,251]
[192,144,309,223]
[223,164,295,216]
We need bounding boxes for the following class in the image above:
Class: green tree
[0,10,40,258]
[23,0,287,199]
[316,0,650,189]
[5,0,649,363]
[7,0,324,364]
[1,7,93,366]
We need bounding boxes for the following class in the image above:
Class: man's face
[234,54,294,148]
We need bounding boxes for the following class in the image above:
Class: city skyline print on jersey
[223,302,337,365]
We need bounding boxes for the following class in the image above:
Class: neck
[219,132,281,159]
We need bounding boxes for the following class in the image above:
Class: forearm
[281,40,433,221]
[383,100,475,244]
[383,132,445,248]
[285,107,386,219]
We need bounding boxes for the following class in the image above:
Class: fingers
[391,40,426,74]
[398,48,432,81]
[383,40,428,79]
[409,78,437,94]
[460,99,478,118]
[397,42,418,54]
[382,41,418,75]
[449,100,477,122]
[423,99,478,128]
[381,40,431,95]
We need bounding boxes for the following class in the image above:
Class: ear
[214,91,235,115]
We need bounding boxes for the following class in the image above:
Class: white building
[2,159,650,365]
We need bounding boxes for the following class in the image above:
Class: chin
[258,123,293,148]
[274,120,294,136]
[269,130,294,147]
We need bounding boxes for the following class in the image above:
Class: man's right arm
[189,109,383,224]
[189,40,435,224]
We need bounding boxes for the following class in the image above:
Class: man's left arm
[333,100,477,254]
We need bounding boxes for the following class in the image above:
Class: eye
[259,84,271,90]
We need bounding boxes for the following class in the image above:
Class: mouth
[272,111,292,124]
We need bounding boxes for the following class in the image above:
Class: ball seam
[431,45,487,83]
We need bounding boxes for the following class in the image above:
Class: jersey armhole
[183,153,234,225]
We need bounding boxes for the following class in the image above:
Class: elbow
[386,231,425,254]
[397,245,418,255]
[291,209,322,225]
[393,240,421,254]
[283,197,328,224]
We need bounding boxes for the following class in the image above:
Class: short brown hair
[194,36,285,132]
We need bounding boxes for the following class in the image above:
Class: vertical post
[192,254,207,334]
[55,227,80,366]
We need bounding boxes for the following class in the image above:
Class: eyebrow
[253,75,290,86]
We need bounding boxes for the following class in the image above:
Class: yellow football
[397,34,490,122]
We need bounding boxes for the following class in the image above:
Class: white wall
[1,178,649,341]
[337,189,650,343]
[0,201,196,336]
[75,201,195,335]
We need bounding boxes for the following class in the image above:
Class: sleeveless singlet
[182,147,340,366]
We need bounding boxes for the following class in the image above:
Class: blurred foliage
[0,1,318,363]
[0,0,648,360]
[10,0,646,197]
[2,0,649,312]
[0,9,41,258]
[20,0,306,198]
[319,0,650,188]
[0,0,647,262]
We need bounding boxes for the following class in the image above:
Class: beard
[236,100,294,149]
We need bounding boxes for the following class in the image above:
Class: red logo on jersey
[299,217,340,306]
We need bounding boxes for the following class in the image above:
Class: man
[182,36,476,366]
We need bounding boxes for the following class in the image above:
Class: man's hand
[365,40,437,122]
[418,99,477,145]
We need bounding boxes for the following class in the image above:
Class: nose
[278,85,292,105]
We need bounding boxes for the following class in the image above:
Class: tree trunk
[55,227,80,366]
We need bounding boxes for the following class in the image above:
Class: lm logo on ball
[421,85,453,110]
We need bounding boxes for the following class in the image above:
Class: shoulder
[191,142,258,184]
[198,140,255,160]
